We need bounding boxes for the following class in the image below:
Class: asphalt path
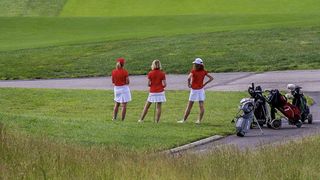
[0,70,319,92]
[0,69,319,153]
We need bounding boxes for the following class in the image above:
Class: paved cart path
[0,70,319,92]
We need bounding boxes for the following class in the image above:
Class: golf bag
[248,83,272,127]
[287,84,313,124]
[266,89,302,128]
[234,98,262,137]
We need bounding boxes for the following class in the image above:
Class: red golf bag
[267,89,301,125]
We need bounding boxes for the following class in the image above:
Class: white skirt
[114,85,132,103]
[189,88,205,102]
[147,92,166,103]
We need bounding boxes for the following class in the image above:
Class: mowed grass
[0,88,245,151]
[1,124,320,179]
[2,0,319,17]
[61,0,320,17]
[0,1,320,80]
[0,26,319,79]
[1,13,320,51]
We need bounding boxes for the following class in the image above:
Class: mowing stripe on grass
[60,0,320,17]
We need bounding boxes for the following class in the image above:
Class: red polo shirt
[191,69,208,90]
[112,68,128,86]
[148,69,166,93]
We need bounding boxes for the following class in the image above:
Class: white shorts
[189,88,205,102]
[114,85,132,103]
[147,92,166,103]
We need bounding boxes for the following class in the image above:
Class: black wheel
[308,114,313,124]
[237,131,245,137]
[296,120,302,128]
[271,119,281,129]
[267,123,272,129]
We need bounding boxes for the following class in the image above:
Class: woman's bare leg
[121,102,127,121]
[140,101,152,121]
[156,102,162,123]
[113,102,120,120]
[198,101,205,122]
[183,101,194,121]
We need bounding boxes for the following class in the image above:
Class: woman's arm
[187,73,192,88]
[148,79,151,87]
[162,80,167,88]
[203,74,214,87]
[126,76,130,85]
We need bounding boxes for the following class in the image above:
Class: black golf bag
[248,83,272,127]
[287,84,313,124]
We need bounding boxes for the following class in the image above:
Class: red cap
[116,58,125,65]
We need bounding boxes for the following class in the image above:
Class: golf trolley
[247,83,280,129]
[233,97,264,137]
[266,89,303,128]
[287,84,313,124]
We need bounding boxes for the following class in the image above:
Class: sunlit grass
[0,88,246,151]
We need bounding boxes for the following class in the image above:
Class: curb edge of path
[164,135,224,155]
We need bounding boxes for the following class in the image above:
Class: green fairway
[2,0,319,17]
[61,0,320,17]
[1,14,319,51]
[0,0,320,79]
[0,88,245,151]
[0,26,319,79]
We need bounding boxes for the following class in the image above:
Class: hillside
[1,0,320,17]
[60,0,320,17]
[0,0,320,79]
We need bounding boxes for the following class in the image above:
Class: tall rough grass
[1,124,320,179]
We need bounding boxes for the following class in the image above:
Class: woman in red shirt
[111,58,132,121]
[178,58,214,124]
[138,60,166,123]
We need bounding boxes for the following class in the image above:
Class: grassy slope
[0,26,319,79]
[0,0,319,79]
[0,88,245,151]
[1,125,320,179]
[0,0,67,16]
[1,14,319,51]
[61,0,320,17]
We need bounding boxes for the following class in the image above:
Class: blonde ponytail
[151,60,162,70]
[116,62,123,69]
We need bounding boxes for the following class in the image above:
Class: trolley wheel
[267,123,272,129]
[271,119,281,129]
[236,131,245,137]
[307,114,313,124]
[296,120,303,128]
